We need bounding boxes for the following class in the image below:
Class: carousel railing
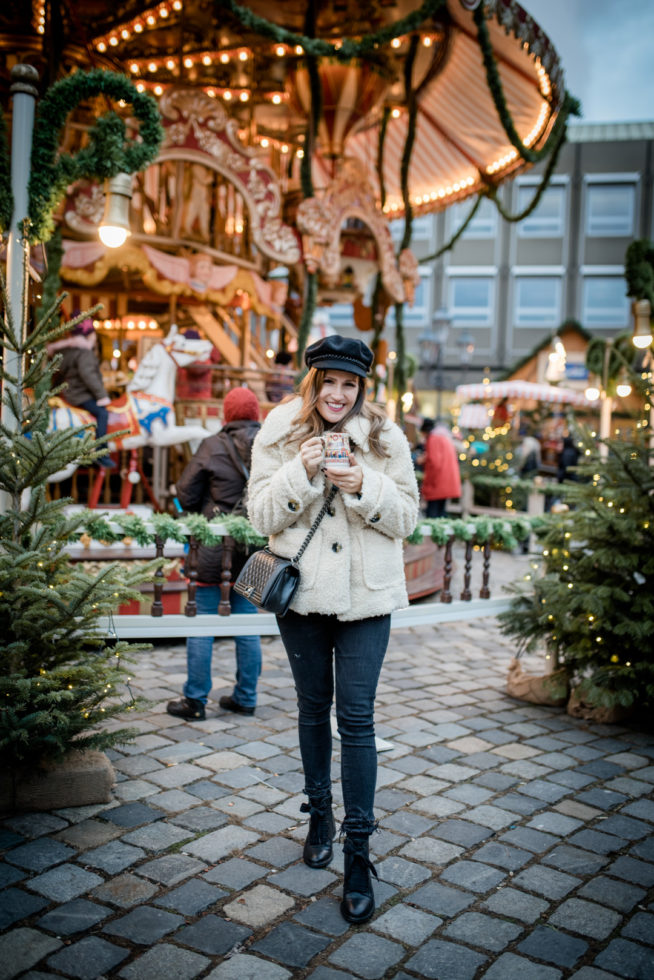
[78,517,535,639]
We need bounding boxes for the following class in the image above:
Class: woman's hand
[325,454,363,494]
[300,436,324,480]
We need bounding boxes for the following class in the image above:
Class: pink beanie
[223,386,260,423]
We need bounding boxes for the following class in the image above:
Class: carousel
[1,1,575,594]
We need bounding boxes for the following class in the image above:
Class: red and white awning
[456,380,590,406]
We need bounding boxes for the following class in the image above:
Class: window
[448,196,497,239]
[516,184,566,237]
[448,276,494,325]
[582,277,630,327]
[514,276,562,326]
[586,183,635,236]
[389,215,434,244]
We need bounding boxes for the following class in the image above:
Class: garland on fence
[469,474,560,495]
[28,69,163,244]
[78,508,542,553]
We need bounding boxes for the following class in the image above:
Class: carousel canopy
[0,0,571,220]
[456,379,590,406]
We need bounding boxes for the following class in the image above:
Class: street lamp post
[457,329,475,386]
[419,308,451,421]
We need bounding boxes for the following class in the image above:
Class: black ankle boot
[341,836,378,924]
[300,796,335,868]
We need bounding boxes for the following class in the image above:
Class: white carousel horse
[48,325,214,484]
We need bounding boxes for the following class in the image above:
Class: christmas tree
[0,284,156,773]
[499,415,654,713]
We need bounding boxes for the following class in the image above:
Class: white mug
[321,431,351,470]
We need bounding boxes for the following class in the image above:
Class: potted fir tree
[0,289,160,810]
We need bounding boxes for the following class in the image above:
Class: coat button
[288,500,299,511]
[327,506,335,517]
[332,542,342,553]
[370,512,381,523]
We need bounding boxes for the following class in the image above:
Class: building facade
[328,121,654,401]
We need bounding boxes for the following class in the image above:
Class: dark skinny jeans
[277,610,391,837]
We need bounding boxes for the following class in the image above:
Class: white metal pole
[1,65,39,515]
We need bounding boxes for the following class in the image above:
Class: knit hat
[304,334,373,378]
[223,386,260,423]
[71,316,94,337]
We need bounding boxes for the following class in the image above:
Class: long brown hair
[288,367,390,458]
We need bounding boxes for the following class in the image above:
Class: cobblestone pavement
[1,551,653,979]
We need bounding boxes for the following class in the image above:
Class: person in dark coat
[557,435,580,483]
[48,316,114,468]
[166,386,262,721]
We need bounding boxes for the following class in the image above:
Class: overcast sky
[523,0,654,124]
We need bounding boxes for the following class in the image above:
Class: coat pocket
[355,531,404,591]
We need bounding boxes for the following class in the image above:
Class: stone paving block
[607,855,654,887]
[81,839,146,873]
[5,838,75,872]
[605,777,653,798]
[145,762,212,788]
[212,794,264,817]
[53,818,123,849]
[186,779,232,801]
[520,779,570,803]
[554,799,603,821]
[621,911,654,945]
[409,880,476,917]
[549,897,622,939]
[243,811,297,834]
[430,763,481,783]
[430,818,493,847]
[459,804,516,830]
[154,877,226,914]
[482,886,549,923]
[111,754,165,777]
[203,953,292,979]
[269,864,337,897]
[567,829,626,855]
[294,896,350,937]
[595,937,654,979]
[149,740,215,765]
[419,745,460,764]
[0,886,48,930]
[472,841,532,871]
[146,789,201,811]
[445,736,494,755]
[512,864,580,899]
[501,760,553,779]
[473,771,519,791]
[443,784,493,805]
[403,938,487,980]
[118,942,210,980]
[631,837,654,862]
[2,813,66,838]
[371,903,440,945]
[168,806,229,832]
[376,855,431,888]
[547,770,596,790]
[527,811,583,835]
[481,952,562,980]
[136,853,206,885]
[499,826,559,853]
[173,913,251,955]
[182,824,259,862]
[441,859,505,893]
[412,796,464,817]
[329,933,405,979]
[101,802,165,827]
[578,761,626,780]
[568,970,624,980]
[112,777,159,801]
[577,788,628,810]
[542,844,608,876]
[203,858,266,890]
[222,884,295,927]
[38,897,110,935]
[605,752,650,769]
[92,872,159,908]
[246,836,303,868]
[578,875,646,912]
[496,792,544,816]
[27,863,104,902]
[400,837,463,866]
[103,904,184,944]
[598,814,651,840]
[121,821,192,851]
[517,924,588,967]
[397,775,450,796]
[46,935,127,980]
[444,910,523,952]
[252,921,332,969]
[380,810,435,836]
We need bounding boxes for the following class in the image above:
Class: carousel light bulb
[134,21,143,32]
[202,54,212,65]
[239,91,249,102]
[148,61,157,72]
[166,59,175,70]
[223,90,232,100]
[154,85,163,95]
[220,52,230,63]
[239,50,248,61]
[272,93,282,104]
[109,35,118,46]
[585,385,601,401]
[184,57,193,68]
[99,173,132,248]
[276,45,285,56]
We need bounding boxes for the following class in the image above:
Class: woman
[247,335,419,924]
[167,387,262,720]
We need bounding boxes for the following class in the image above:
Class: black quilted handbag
[234,486,337,616]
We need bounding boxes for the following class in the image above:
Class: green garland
[220,0,448,61]
[470,474,559,495]
[79,508,540,553]
[421,193,484,264]
[0,109,12,233]
[473,4,581,166]
[625,238,654,308]
[28,68,164,244]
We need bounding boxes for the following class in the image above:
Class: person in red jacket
[418,418,462,518]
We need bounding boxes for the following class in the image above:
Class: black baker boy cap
[304,334,374,378]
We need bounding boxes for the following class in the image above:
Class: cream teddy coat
[247,397,420,621]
